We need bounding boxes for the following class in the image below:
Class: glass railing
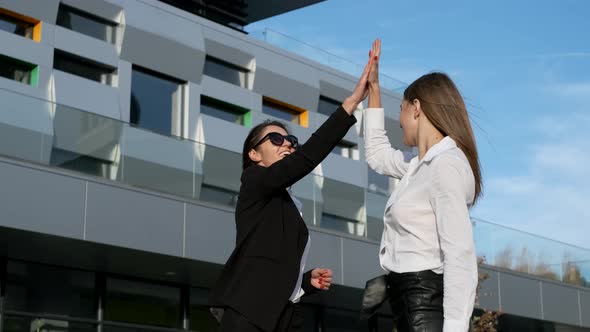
[1,87,589,288]
[472,217,590,288]
[250,28,408,93]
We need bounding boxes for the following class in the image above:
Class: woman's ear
[413,99,421,120]
[248,149,261,164]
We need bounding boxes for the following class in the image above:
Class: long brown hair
[404,72,482,202]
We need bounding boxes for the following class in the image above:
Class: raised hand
[368,39,382,108]
[368,39,381,87]
[342,39,379,114]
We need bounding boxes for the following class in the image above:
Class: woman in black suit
[209,42,379,332]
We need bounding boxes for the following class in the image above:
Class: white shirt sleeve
[363,108,413,179]
[429,156,478,332]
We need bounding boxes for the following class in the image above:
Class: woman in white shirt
[364,40,481,332]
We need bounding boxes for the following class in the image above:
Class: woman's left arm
[429,156,478,332]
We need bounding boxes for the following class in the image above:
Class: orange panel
[33,22,42,42]
[299,111,309,128]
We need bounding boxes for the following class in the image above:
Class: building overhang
[244,0,326,23]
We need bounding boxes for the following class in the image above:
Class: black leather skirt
[387,270,444,332]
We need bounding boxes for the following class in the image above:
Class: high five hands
[342,38,381,114]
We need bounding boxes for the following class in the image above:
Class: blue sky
[247,0,590,250]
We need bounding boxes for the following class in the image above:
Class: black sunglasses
[253,132,299,149]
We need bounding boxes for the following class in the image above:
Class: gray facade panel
[0,31,54,68]
[499,272,543,319]
[185,203,236,264]
[0,0,60,23]
[542,283,581,326]
[53,26,119,68]
[120,25,205,83]
[307,230,343,284]
[52,70,121,120]
[342,237,381,288]
[253,67,318,113]
[85,182,184,256]
[581,290,590,327]
[0,161,85,238]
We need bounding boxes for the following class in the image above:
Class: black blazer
[209,107,357,331]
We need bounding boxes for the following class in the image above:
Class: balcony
[0,86,588,290]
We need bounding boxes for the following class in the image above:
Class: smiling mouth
[280,151,291,157]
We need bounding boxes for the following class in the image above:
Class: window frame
[53,50,117,85]
[56,4,118,43]
[0,8,41,41]
[130,66,186,137]
[262,96,309,128]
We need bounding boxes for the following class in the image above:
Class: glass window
[3,316,97,332]
[203,56,249,88]
[56,5,117,43]
[200,96,250,126]
[199,184,238,208]
[189,288,217,332]
[0,54,36,85]
[262,98,301,124]
[318,96,341,116]
[4,261,97,318]
[367,167,391,196]
[332,141,359,160]
[320,213,363,235]
[104,278,182,328]
[130,67,184,136]
[53,50,116,84]
[0,12,34,39]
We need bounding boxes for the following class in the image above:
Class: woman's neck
[417,126,444,160]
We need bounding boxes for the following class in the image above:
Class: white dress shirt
[364,108,478,332]
[288,189,310,303]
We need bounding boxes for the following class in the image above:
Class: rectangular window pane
[3,316,97,332]
[0,54,35,85]
[0,13,34,39]
[53,50,115,84]
[203,56,249,88]
[130,67,184,136]
[262,99,300,124]
[318,96,341,116]
[56,5,117,43]
[199,184,238,208]
[4,261,97,318]
[200,96,247,125]
[105,278,181,328]
[320,213,363,235]
[332,141,358,160]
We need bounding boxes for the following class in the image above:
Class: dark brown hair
[242,120,289,170]
[404,72,482,202]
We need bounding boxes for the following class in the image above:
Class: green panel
[243,111,252,127]
[30,66,39,87]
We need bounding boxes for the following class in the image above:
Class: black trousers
[219,302,303,332]
[387,270,444,332]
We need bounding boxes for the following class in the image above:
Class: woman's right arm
[242,43,377,197]
[364,39,412,179]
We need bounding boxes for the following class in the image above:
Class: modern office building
[0,1,589,331]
